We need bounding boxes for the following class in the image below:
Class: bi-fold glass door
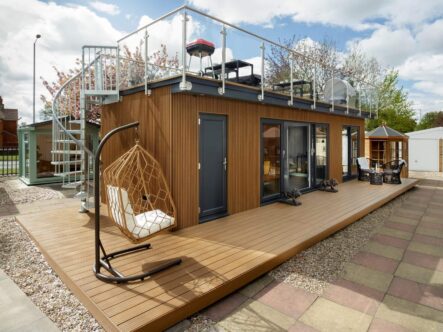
[261,120,328,203]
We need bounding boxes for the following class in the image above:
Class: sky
[1,0,443,124]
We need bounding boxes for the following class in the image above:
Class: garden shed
[18,119,100,185]
[365,124,408,177]
[406,127,443,172]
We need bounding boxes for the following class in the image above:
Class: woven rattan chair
[382,159,407,184]
[103,143,176,243]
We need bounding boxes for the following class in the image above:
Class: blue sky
[1,0,443,123]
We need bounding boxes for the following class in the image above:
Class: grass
[0,155,18,161]
[0,168,18,176]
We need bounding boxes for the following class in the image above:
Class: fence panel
[0,146,19,176]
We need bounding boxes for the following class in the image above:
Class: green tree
[366,70,416,133]
[416,111,443,130]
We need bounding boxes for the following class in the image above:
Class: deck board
[16,179,417,331]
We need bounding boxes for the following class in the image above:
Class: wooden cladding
[102,89,365,229]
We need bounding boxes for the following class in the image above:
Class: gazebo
[365,124,409,178]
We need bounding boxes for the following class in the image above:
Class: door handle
[223,157,227,171]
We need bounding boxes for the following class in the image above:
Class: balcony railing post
[179,10,192,91]
[311,62,316,110]
[116,44,120,92]
[258,42,265,102]
[288,54,294,106]
[218,25,227,95]
[346,81,349,114]
[330,70,334,112]
[144,29,151,95]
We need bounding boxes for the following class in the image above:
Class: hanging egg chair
[93,122,181,284]
[103,143,176,243]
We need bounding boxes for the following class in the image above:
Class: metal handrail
[119,5,376,88]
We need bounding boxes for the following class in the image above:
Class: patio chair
[356,157,374,181]
[382,159,407,184]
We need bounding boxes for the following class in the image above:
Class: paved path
[192,183,443,331]
[0,268,59,332]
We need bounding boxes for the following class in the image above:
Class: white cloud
[188,0,443,30]
[350,27,416,67]
[0,0,122,123]
[89,1,120,16]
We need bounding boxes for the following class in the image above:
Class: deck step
[51,150,82,155]
[54,139,76,144]
[54,170,83,177]
[51,160,82,166]
[61,181,83,189]
[60,129,82,135]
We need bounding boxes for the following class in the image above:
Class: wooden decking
[17,179,417,331]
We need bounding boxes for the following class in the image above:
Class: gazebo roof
[367,124,406,139]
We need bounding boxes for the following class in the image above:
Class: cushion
[106,185,174,239]
[357,157,370,170]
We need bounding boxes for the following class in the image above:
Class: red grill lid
[186,38,215,48]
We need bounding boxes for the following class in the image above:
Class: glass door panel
[315,125,328,185]
[342,128,349,177]
[285,124,310,191]
[262,123,281,200]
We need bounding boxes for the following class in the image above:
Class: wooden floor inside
[17,179,417,331]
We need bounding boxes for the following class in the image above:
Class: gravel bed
[0,178,65,206]
[0,178,101,332]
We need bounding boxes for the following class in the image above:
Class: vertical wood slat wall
[102,89,365,229]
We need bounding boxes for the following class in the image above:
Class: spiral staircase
[51,46,119,212]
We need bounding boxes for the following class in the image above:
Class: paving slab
[408,241,443,258]
[322,279,384,315]
[368,318,413,332]
[254,281,317,319]
[299,298,372,332]
[0,273,58,332]
[377,226,413,241]
[416,226,443,239]
[388,215,420,226]
[216,299,296,332]
[375,295,443,331]
[352,251,399,274]
[412,233,443,247]
[288,321,319,332]
[363,241,404,260]
[402,250,443,272]
[395,262,443,286]
[239,274,274,298]
[384,221,416,233]
[370,234,409,249]
[202,292,248,322]
[388,277,443,311]
[342,263,393,292]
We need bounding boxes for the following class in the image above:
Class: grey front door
[199,114,227,221]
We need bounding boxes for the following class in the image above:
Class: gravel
[0,178,102,332]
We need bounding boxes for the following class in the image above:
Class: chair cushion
[357,157,370,170]
[106,185,174,239]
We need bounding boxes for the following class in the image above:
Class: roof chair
[93,122,181,283]
[382,159,407,184]
[357,157,374,181]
